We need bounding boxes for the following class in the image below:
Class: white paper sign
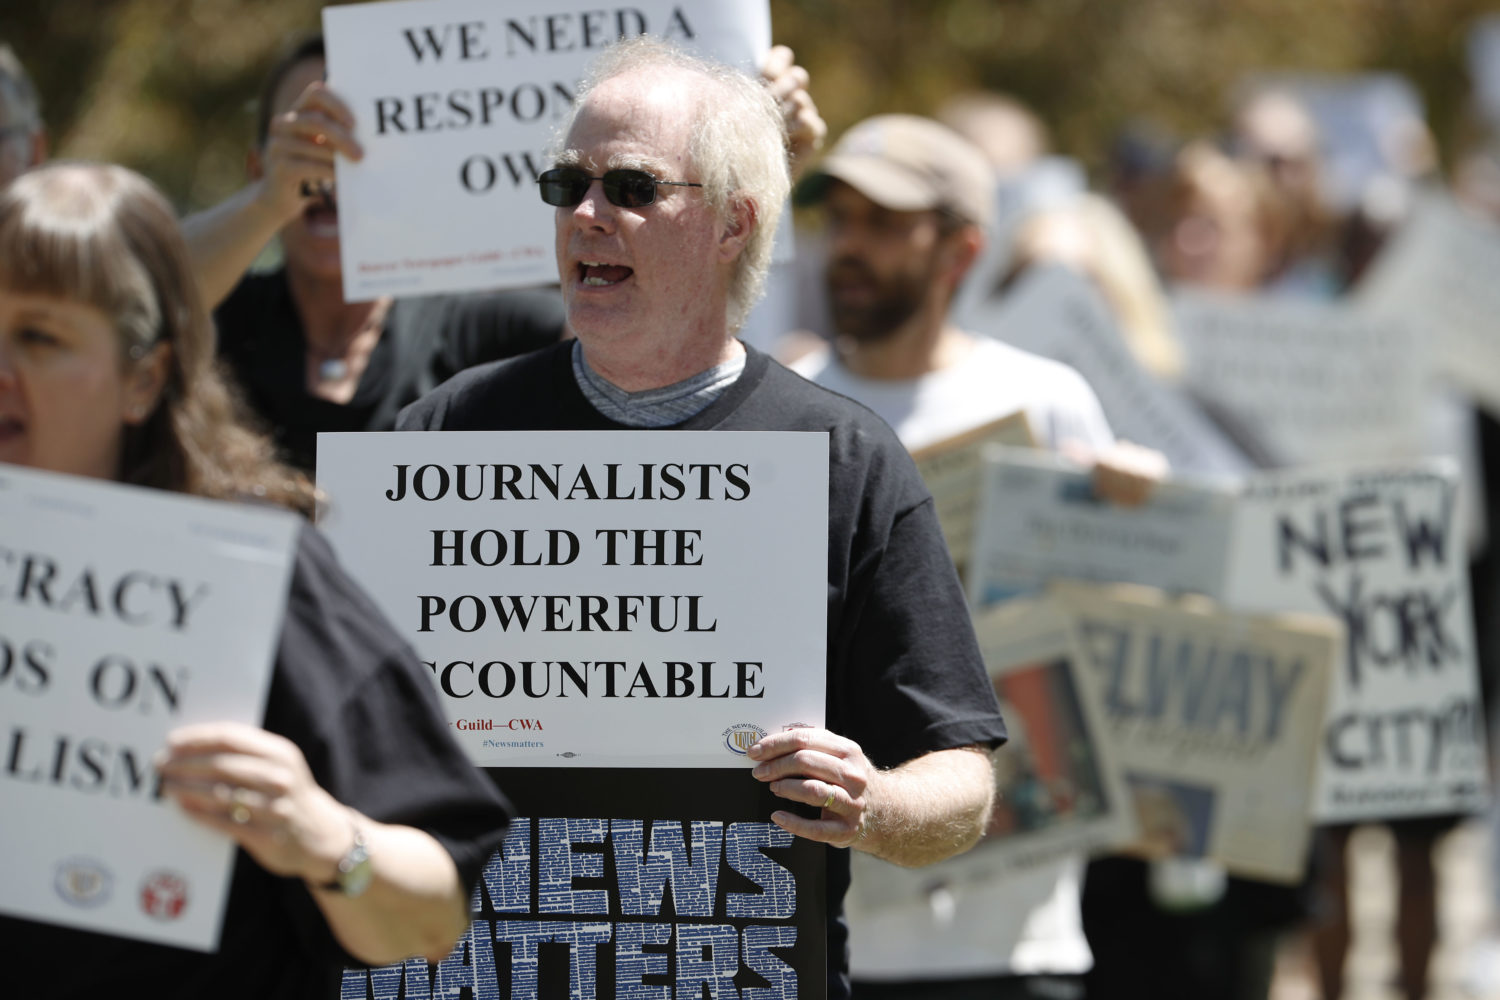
[1223,461,1489,821]
[966,447,1237,607]
[1058,585,1336,882]
[316,431,827,767]
[850,597,1134,913]
[323,0,772,299]
[970,267,1252,478]
[1356,191,1500,415]
[1174,291,1428,466]
[0,466,299,951]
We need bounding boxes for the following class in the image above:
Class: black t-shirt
[215,269,565,473]
[2,525,512,999]
[398,340,1008,998]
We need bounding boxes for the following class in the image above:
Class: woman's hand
[253,81,363,226]
[157,721,351,886]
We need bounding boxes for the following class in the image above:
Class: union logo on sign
[54,857,112,908]
[140,870,189,921]
[722,723,767,755]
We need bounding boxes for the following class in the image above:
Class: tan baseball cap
[799,114,995,229]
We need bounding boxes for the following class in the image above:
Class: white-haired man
[398,39,1007,998]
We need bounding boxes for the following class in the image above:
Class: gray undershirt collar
[571,340,746,428]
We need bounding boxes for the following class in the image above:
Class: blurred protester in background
[938,91,1051,181]
[1153,142,1287,294]
[995,179,1308,1000]
[793,112,1161,1000]
[939,89,1089,327]
[1228,87,1340,296]
[1006,193,1183,383]
[179,36,565,474]
[0,44,45,188]
[0,160,512,998]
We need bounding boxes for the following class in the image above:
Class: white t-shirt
[793,333,1112,980]
[791,336,1114,454]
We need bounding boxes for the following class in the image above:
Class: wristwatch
[319,827,373,898]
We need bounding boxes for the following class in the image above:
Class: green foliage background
[4,0,1498,212]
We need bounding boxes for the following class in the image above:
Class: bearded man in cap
[794,114,1165,1000]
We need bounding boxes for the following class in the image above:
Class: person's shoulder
[754,352,901,437]
[281,523,410,678]
[398,339,570,430]
[744,354,921,495]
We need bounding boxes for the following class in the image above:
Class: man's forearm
[856,745,995,868]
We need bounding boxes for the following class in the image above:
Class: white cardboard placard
[0,466,299,950]
[324,0,772,298]
[316,430,827,767]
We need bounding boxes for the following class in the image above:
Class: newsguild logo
[722,723,767,755]
[139,870,189,921]
[54,857,112,908]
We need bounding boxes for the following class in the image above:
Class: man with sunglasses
[398,38,1008,1000]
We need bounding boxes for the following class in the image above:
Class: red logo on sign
[140,870,189,921]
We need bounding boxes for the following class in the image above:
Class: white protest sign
[316,431,826,767]
[1057,585,1336,883]
[910,411,1036,573]
[970,267,1252,477]
[966,446,1237,607]
[851,597,1133,911]
[0,466,299,951]
[323,0,771,299]
[1174,291,1427,466]
[1356,191,1500,415]
[1223,461,1489,821]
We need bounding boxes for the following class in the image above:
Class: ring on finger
[229,787,254,824]
[822,788,836,810]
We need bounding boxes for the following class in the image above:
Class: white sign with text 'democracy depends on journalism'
[1222,460,1489,822]
[316,431,827,767]
[0,465,299,951]
[1173,291,1428,467]
[323,0,771,299]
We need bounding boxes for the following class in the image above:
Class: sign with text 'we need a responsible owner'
[324,0,770,299]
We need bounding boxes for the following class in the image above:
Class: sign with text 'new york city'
[323,0,771,298]
[1223,462,1488,822]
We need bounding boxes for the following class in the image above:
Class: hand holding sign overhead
[258,80,363,220]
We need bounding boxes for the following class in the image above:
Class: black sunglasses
[537,167,703,209]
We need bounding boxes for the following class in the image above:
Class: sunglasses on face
[537,167,703,209]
